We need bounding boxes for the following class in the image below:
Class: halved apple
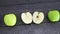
[33,11,44,24]
[21,12,32,24]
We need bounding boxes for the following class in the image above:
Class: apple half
[21,12,32,24]
[33,11,44,24]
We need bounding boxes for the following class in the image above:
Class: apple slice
[21,12,32,24]
[33,11,44,24]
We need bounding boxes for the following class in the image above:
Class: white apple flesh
[33,11,44,24]
[21,12,32,24]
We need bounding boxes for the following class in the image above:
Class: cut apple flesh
[21,12,32,24]
[33,11,44,24]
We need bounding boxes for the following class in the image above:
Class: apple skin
[4,14,17,26]
[21,12,32,24]
[33,11,44,24]
[48,10,59,22]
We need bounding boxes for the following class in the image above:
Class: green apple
[48,10,59,22]
[4,14,17,26]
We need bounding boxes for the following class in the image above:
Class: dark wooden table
[0,0,60,34]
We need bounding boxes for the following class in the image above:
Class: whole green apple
[4,14,17,26]
[48,10,59,22]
